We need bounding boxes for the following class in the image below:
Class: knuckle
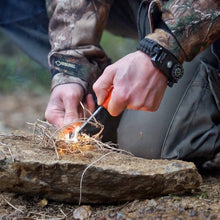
[45,112,55,124]
[65,111,76,118]
[132,101,144,110]
[133,105,142,110]
[146,103,159,112]
[65,92,81,101]
[149,106,158,112]
[93,83,99,93]
[143,99,159,112]
[116,91,129,103]
[128,96,144,110]
[104,65,113,72]
[130,104,140,110]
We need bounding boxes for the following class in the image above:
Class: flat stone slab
[0,134,202,204]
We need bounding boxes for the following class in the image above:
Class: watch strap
[137,38,184,87]
[137,38,162,57]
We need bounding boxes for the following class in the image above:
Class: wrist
[51,72,88,94]
[137,38,184,87]
[146,29,186,63]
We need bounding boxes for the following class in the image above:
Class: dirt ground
[0,91,49,133]
[0,91,219,220]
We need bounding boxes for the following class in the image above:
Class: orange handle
[102,87,113,109]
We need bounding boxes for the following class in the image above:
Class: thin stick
[53,139,60,160]
[80,101,86,120]
[0,142,6,146]
[79,151,114,205]
[7,146,14,163]
[87,136,133,156]
[28,211,63,219]
[1,195,24,213]
[0,149,7,158]
[59,207,67,217]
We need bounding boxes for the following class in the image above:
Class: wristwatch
[137,38,184,87]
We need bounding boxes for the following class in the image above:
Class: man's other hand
[45,83,95,127]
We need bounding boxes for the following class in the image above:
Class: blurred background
[0,31,137,133]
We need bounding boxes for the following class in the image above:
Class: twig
[1,195,24,213]
[59,207,67,218]
[80,101,86,120]
[28,211,64,219]
[87,136,133,156]
[0,149,7,158]
[79,151,114,205]
[7,146,14,163]
[0,133,8,136]
[0,141,7,146]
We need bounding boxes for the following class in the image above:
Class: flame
[56,122,95,155]
[58,122,82,141]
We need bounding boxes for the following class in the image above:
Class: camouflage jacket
[46,0,220,92]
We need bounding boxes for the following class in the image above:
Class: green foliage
[195,192,209,199]
[0,33,50,94]
[0,54,50,93]
[168,194,180,201]
[0,30,137,94]
[101,31,138,62]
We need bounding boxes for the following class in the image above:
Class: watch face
[172,64,184,80]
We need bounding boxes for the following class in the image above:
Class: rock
[0,134,202,204]
[37,198,48,207]
[202,152,220,173]
[73,205,92,220]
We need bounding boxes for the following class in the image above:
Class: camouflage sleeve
[46,0,113,92]
[146,0,220,63]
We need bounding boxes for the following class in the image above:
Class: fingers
[93,51,168,116]
[107,87,128,116]
[46,50,168,128]
[45,83,97,128]
[45,104,65,128]
[45,84,84,128]
[45,96,65,128]
[127,91,161,112]
[63,92,82,125]
[93,65,128,116]
[85,94,95,115]
[126,75,167,112]
[93,65,115,106]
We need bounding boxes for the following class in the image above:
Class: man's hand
[93,50,168,116]
[45,83,95,127]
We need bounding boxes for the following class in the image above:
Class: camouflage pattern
[46,0,220,92]
[161,0,220,61]
[46,0,113,92]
